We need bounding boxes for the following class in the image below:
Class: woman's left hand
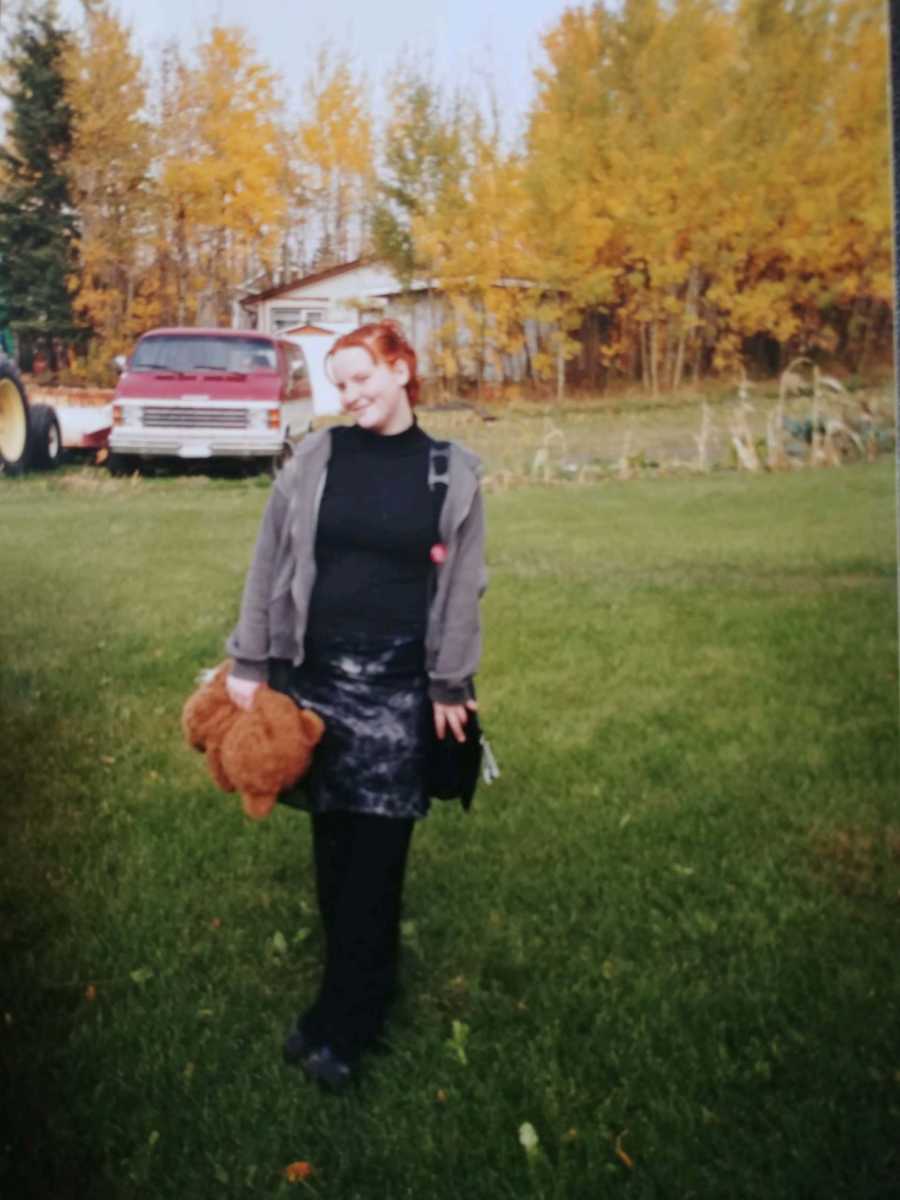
[433,698,478,743]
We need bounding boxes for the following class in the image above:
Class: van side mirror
[113,354,127,373]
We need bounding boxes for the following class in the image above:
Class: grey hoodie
[226,428,486,704]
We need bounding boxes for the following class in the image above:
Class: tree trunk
[477,298,486,402]
[555,292,566,403]
[855,297,874,375]
[673,266,701,392]
[649,320,659,398]
[175,205,188,325]
[662,313,674,391]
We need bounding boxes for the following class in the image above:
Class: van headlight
[113,403,140,426]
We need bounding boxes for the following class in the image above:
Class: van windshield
[131,335,278,373]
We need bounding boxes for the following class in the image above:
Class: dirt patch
[54,469,142,496]
[811,825,900,898]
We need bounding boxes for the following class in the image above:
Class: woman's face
[330,345,412,436]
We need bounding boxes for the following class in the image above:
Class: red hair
[326,320,420,408]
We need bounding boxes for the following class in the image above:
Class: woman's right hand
[226,674,261,711]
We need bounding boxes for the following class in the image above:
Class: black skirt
[271,633,431,821]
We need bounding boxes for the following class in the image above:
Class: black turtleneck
[306,422,435,640]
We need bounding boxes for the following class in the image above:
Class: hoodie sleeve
[225,481,290,682]
[427,480,486,704]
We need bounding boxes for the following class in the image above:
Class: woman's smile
[330,345,413,436]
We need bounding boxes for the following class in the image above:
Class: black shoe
[300,1044,353,1092]
[282,1028,311,1066]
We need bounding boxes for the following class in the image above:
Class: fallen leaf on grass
[84,984,97,1002]
[283,1161,314,1183]
[210,917,222,929]
[519,1122,540,1160]
[615,1130,635,1169]
[435,1089,448,1104]
[100,756,116,766]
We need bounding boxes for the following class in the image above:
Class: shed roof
[241,259,372,306]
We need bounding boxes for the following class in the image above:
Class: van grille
[142,406,249,429]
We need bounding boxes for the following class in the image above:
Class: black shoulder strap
[428,439,451,539]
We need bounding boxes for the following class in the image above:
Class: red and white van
[109,328,313,472]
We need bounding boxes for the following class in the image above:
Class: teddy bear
[181,661,325,820]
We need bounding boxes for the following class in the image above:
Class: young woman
[224,320,486,1089]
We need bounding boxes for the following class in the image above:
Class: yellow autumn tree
[414,110,537,393]
[296,48,373,268]
[527,0,743,393]
[525,0,891,390]
[706,0,849,370]
[523,5,628,392]
[63,0,153,374]
[817,0,891,370]
[699,0,890,373]
[158,26,285,325]
[609,0,739,390]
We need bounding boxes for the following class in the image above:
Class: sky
[46,0,575,139]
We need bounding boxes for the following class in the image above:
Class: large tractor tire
[28,403,63,470]
[0,358,30,476]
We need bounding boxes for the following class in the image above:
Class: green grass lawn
[1,460,898,1199]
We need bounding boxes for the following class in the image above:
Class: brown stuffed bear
[181,661,325,820]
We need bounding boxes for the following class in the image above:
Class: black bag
[426,707,484,810]
[426,441,499,809]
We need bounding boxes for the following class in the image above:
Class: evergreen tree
[0,3,81,371]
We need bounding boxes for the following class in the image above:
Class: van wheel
[28,403,63,469]
[108,452,138,477]
[0,359,30,476]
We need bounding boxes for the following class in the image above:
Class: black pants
[300,810,415,1062]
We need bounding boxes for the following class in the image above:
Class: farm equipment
[0,349,65,475]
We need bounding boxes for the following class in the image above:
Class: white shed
[236,258,545,386]
[236,260,400,336]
